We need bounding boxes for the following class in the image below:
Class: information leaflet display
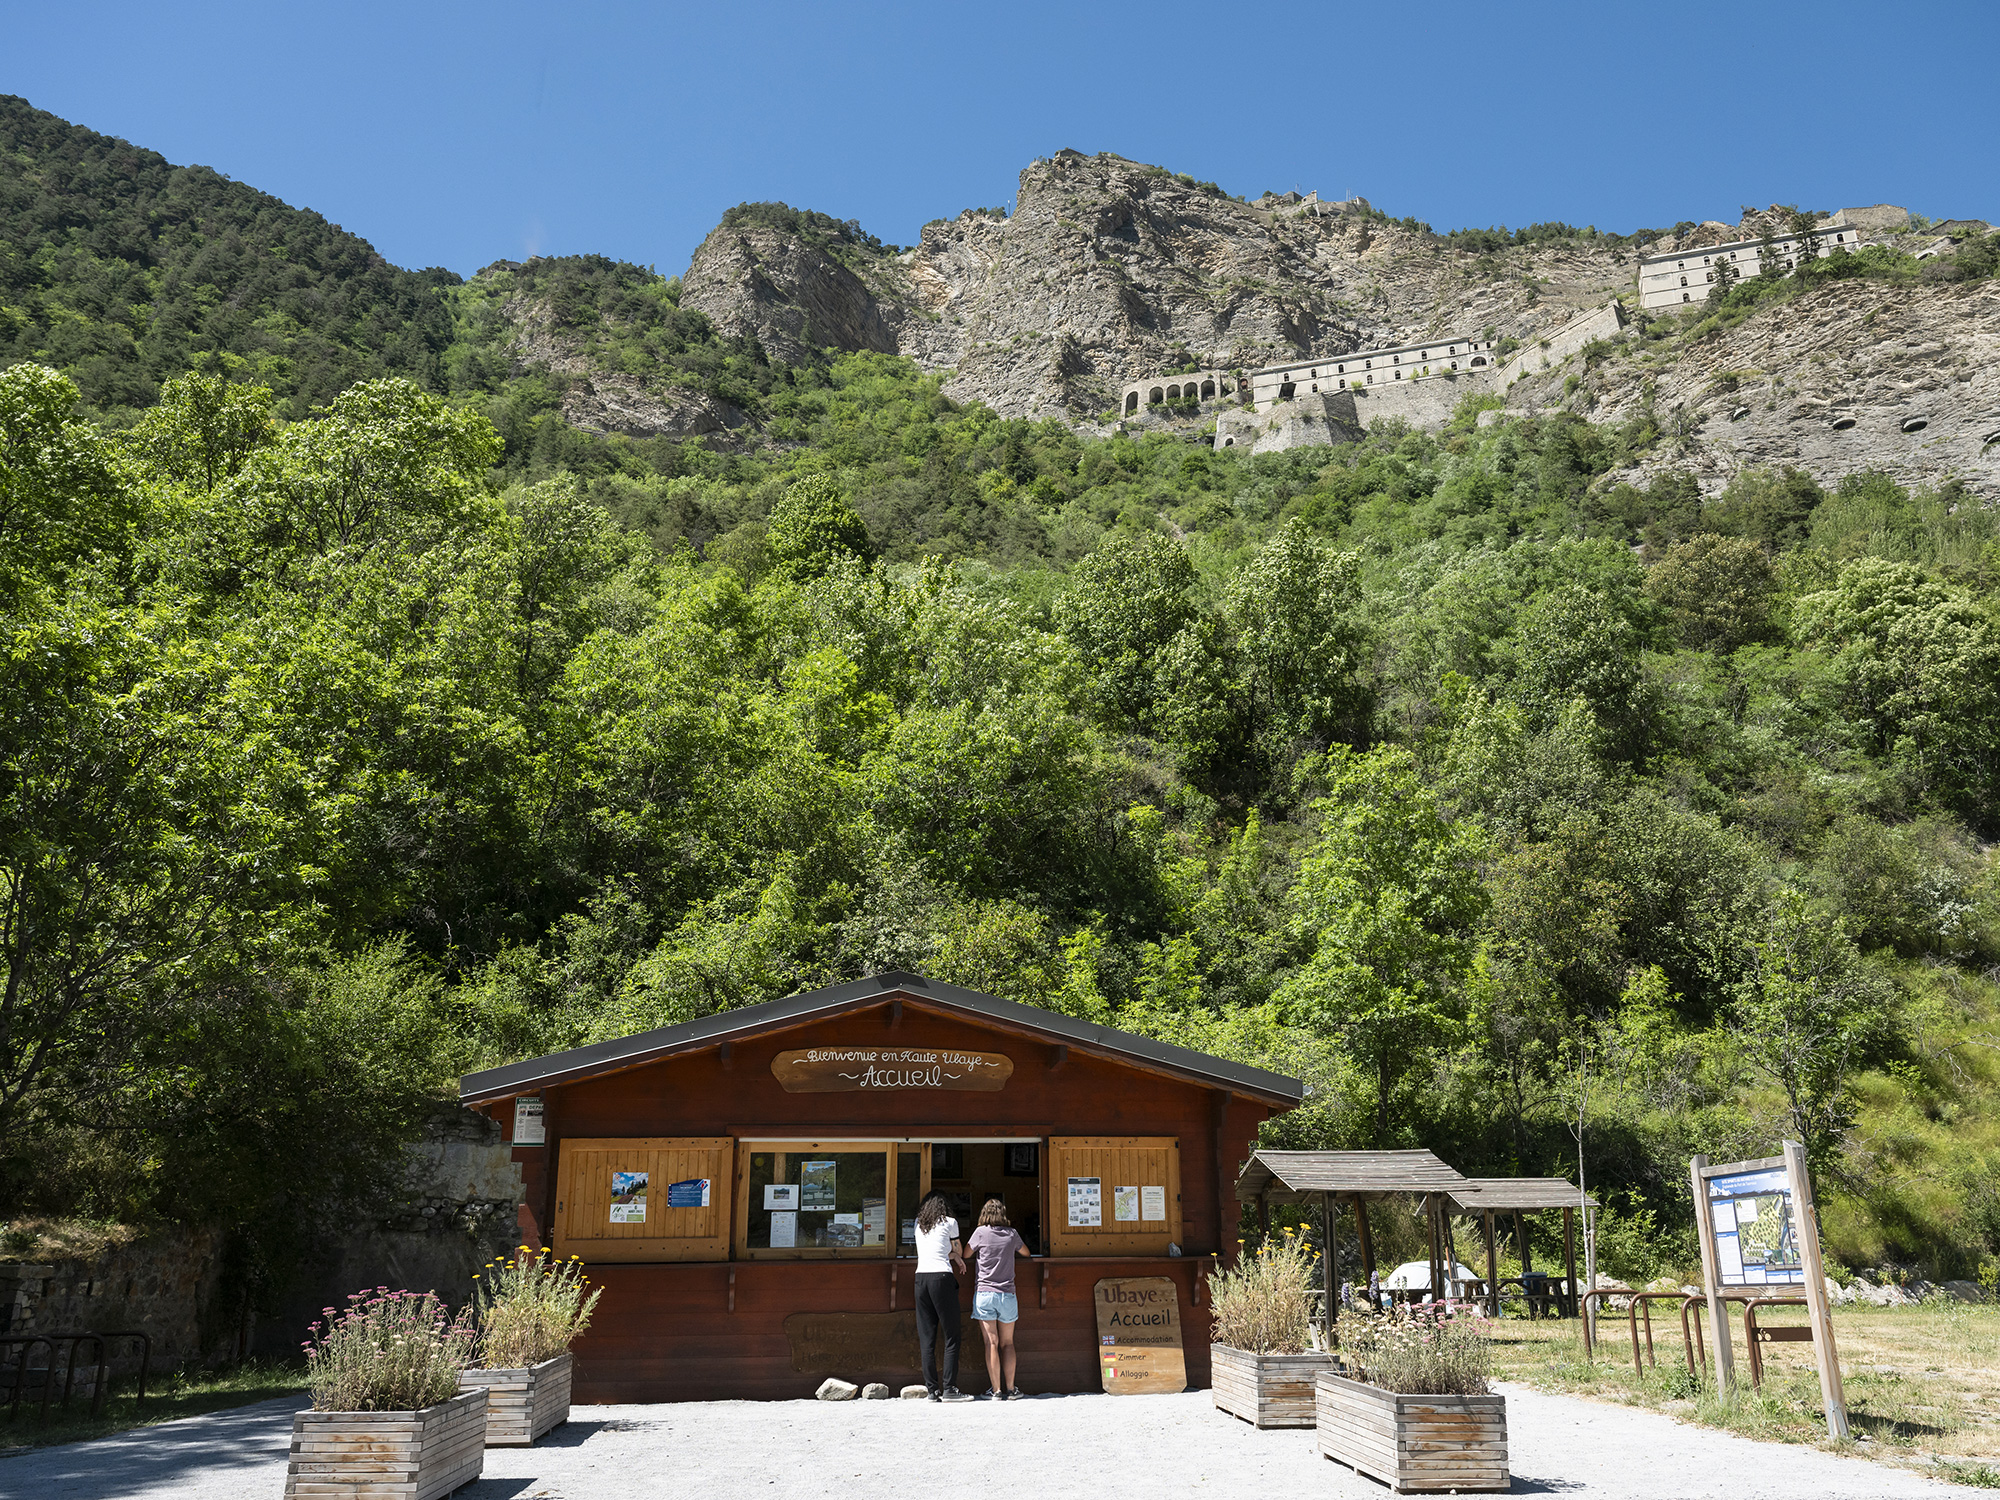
[1093,1277,1186,1395]
[1067,1177,1102,1227]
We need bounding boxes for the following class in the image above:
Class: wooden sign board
[1690,1143,1847,1438]
[1093,1277,1186,1395]
[771,1048,1013,1093]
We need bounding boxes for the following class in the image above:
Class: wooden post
[1323,1191,1337,1343]
[1783,1140,1849,1439]
[1355,1197,1376,1296]
[1564,1207,1578,1319]
[1427,1197,1444,1306]
[1513,1209,1532,1273]
[1484,1209,1500,1317]
[1690,1154,1736,1396]
[1258,1192,1270,1244]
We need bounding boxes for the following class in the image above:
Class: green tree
[1225,519,1367,776]
[766,474,875,582]
[1278,746,1488,1144]
[1644,534,1775,650]
[1734,891,1894,1170]
[0,365,133,606]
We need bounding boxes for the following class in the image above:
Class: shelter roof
[1235,1149,1475,1204]
[1447,1177,1597,1212]
[459,971,1305,1107]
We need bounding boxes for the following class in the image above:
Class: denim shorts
[973,1289,1018,1323]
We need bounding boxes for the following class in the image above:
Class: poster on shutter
[1114,1186,1139,1221]
[512,1094,544,1145]
[666,1177,710,1209]
[1068,1177,1102,1227]
[1141,1185,1166,1221]
[609,1171,648,1223]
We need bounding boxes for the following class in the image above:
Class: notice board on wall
[1093,1276,1186,1395]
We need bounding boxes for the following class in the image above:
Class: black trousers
[914,1272,960,1392]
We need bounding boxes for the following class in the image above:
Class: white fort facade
[1636,217,1864,309]
[1245,336,1498,410]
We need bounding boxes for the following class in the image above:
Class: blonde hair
[977,1197,1010,1229]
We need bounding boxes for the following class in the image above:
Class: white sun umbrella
[1381,1259,1483,1293]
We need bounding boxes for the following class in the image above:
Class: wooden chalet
[459,972,1304,1402]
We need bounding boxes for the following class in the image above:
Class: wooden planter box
[460,1352,572,1445]
[284,1387,486,1500]
[1209,1344,1337,1428]
[1315,1372,1507,1494]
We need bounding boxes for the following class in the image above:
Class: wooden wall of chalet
[479,995,1276,1401]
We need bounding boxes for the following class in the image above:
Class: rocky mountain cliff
[674,150,1999,498]
[682,151,1629,420]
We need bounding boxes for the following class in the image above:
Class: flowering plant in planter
[1206,1228,1335,1429]
[474,1246,603,1367]
[1345,1304,1492,1394]
[1317,1307,1507,1492]
[303,1287,478,1411]
[1209,1226,1319,1353]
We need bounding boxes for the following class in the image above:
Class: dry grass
[1493,1300,2000,1482]
[0,1218,139,1263]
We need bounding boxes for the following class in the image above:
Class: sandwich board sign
[1690,1141,1847,1436]
[1093,1277,1186,1394]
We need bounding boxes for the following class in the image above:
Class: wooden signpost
[1093,1277,1186,1395]
[1690,1142,1847,1437]
[770,1048,1013,1093]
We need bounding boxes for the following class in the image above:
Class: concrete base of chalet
[460,1352,571,1445]
[1209,1345,1337,1427]
[1315,1373,1507,1493]
[284,1388,486,1500]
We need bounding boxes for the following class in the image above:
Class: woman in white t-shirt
[913,1190,970,1401]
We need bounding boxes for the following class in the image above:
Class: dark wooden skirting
[567,1257,1214,1402]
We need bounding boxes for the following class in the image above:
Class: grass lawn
[0,1358,305,1453]
[1491,1299,2000,1487]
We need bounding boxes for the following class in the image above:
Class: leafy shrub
[1661,1363,1703,1399]
[476,1247,604,1368]
[1346,1306,1493,1395]
[1208,1226,1318,1353]
[304,1289,477,1412]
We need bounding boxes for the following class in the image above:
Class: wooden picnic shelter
[1446,1177,1597,1318]
[1235,1149,1479,1332]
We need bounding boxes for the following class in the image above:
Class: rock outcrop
[670,158,1998,495]
[682,152,1628,420]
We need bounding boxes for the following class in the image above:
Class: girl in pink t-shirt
[965,1196,1032,1399]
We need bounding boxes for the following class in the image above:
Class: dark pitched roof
[1235,1149,1475,1203]
[1448,1177,1597,1212]
[458,971,1304,1106]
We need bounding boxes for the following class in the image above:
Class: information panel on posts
[1704,1163,1806,1287]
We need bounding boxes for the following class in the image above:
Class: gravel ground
[1,1382,1983,1500]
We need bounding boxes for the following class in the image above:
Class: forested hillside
[0,96,459,422]
[2,98,1998,1298]
[4,345,1997,1292]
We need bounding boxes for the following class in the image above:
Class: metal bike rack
[1624,1292,1694,1380]
[1741,1296,1811,1389]
[0,1337,57,1421]
[94,1329,153,1406]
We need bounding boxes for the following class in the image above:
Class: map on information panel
[1707,1165,1805,1286]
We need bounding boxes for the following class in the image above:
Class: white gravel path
[0,1382,1983,1500]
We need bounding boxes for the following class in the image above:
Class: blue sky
[7,0,1995,278]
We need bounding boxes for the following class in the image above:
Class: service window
[554,1137,731,1262]
[735,1141,896,1259]
[1046,1136,1180,1257]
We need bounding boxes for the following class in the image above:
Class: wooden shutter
[1047,1136,1180,1257]
[554,1137,732,1263]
